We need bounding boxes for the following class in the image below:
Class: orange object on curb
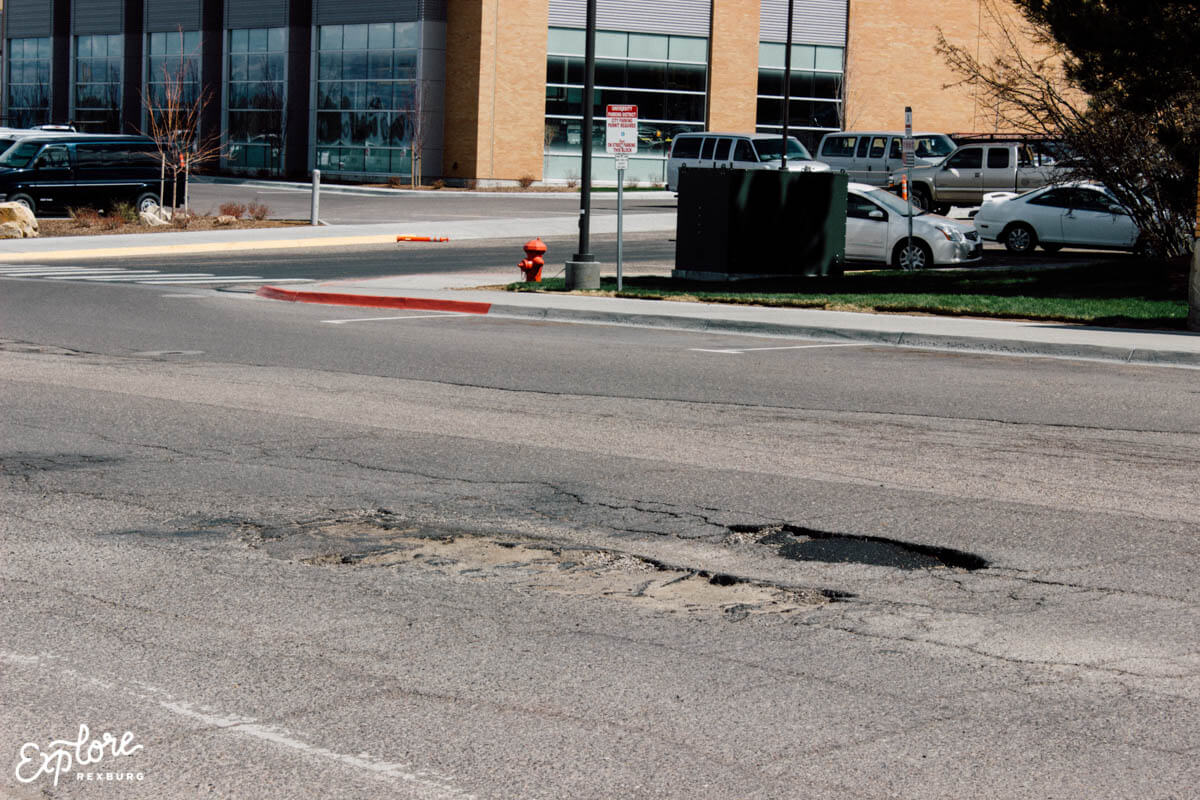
[900,174,908,201]
[396,235,450,242]
[518,237,547,282]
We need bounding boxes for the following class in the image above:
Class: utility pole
[780,0,793,169]
[566,0,600,289]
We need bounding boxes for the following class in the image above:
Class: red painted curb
[256,285,493,315]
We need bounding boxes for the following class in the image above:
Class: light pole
[781,0,794,170]
[565,0,600,289]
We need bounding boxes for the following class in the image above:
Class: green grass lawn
[506,261,1190,329]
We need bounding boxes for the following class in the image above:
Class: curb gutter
[255,285,1200,369]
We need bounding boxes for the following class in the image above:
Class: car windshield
[0,141,42,168]
[755,138,813,161]
[914,136,955,158]
[863,186,924,217]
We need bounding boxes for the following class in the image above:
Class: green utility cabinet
[675,169,847,279]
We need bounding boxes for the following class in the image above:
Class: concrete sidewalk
[0,212,675,261]
[256,270,1200,369]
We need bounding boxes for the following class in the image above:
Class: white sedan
[973,183,1139,254]
[844,182,981,269]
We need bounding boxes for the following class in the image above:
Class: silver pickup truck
[889,141,1066,214]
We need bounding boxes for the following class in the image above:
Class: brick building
[0,0,1021,185]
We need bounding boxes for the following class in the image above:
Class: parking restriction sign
[606,105,638,155]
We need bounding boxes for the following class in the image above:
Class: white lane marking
[0,650,475,799]
[44,273,209,281]
[136,276,266,284]
[0,268,151,276]
[322,313,469,324]
[690,343,869,354]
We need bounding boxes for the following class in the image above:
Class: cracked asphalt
[0,277,1197,799]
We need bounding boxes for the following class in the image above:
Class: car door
[857,135,889,185]
[713,137,734,168]
[731,138,759,172]
[844,191,889,262]
[818,134,857,177]
[1061,187,1139,247]
[27,143,76,211]
[1022,187,1075,243]
[933,146,984,203]
[980,146,1014,193]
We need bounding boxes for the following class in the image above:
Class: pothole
[726,524,989,571]
[299,525,840,620]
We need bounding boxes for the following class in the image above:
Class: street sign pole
[617,162,624,291]
[904,106,915,270]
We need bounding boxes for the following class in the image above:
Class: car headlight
[934,223,966,243]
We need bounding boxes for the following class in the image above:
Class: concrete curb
[255,284,1200,369]
[256,285,493,314]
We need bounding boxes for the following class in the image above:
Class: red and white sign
[605,104,638,155]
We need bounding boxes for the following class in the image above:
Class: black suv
[0,134,173,215]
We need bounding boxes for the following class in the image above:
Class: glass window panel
[666,62,706,92]
[789,71,815,98]
[365,148,390,172]
[393,82,414,110]
[391,148,411,173]
[628,33,668,61]
[108,62,122,83]
[813,72,841,99]
[366,112,387,146]
[757,69,783,96]
[267,54,284,82]
[268,28,286,52]
[815,46,842,71]
[340,147,364,172]
[595,31,626,59]
[366,82,392,109]
[343,52,367,80]
[758,42,784,69]
[395,22,419,50]
[343,24,368,51]
[389,113,409,145]
[546,55,567,84]
[626,60,667,90]
[77,36,93,58]
[668,36,707,63]
[394,51,416,80]
[231,28,248,53]
[368,51,392,79]
[38,38,51,58]
[319,25,341,51]
[318,53,340,80]
[249,28,268,52]
[247,53,267,82]
[316,112,342,145]
[368,23,393,50]
[547,27,585,56]
[185,31,201,52]
[594,59,625,87]
[789,44,815,69]
[149,32,165,53]
[109,36,123,57]
[230,54,247,81]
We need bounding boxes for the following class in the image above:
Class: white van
[816,131,956,186]
[666,132,829,192]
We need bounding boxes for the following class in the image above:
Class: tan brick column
[444,0,549,182]
[706,0,760,133]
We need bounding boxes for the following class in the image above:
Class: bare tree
[142,29,223,213]
[935,0,1196,262]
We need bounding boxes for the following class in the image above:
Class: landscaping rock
[0,221,26,239]
[215,215,237,225]
[140,206,170,226]
[0,202,38,237]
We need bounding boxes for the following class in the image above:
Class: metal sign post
[606,104,637,292]
[904,106,915,270]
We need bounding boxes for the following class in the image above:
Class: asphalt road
[1,279,1196,799]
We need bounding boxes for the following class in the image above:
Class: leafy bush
[110,202,138,224]
[219,202,247,218]
[246,201,270,220]
[517,175,536,189]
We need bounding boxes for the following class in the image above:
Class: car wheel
[9,193,36,216]
[1003,222,1037,254]
[1040,242,1063,253]
[136,192,161,213]
[911,184,933,211]
[893,239,933,270]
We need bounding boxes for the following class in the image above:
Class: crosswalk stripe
[44,273,213,281]
[5,269,157,277]
[136,276,267,284]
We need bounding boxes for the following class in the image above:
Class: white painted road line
[322,313,469,324]
[45,273,209,281]
[690,344,870,354]
[0,268,147,276]
[137,276,268,284]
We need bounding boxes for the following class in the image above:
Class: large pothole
[299,522,838,621]
[726,524,989,571]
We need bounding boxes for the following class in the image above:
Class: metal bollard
[310,169,321,225]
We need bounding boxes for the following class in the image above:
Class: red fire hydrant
[518,237,547,282]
